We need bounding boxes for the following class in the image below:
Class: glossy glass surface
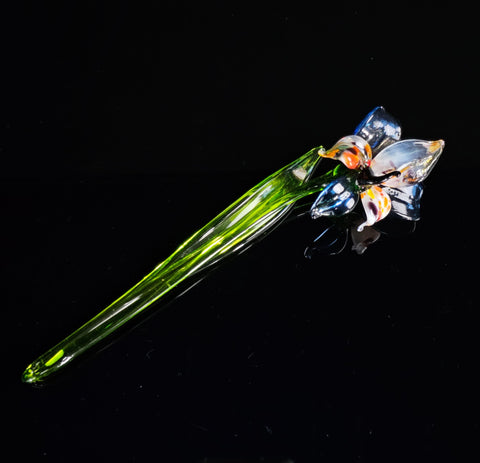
[383,184,424,221]
[22,148,335,383]
[354,106,402,153]
[358,185,392,231]
[310,175,358,219]
[370,139,444,187]
[319,135,372,169]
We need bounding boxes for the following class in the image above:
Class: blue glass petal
[382,183,424,221]
[310,176,359,219]
[354,106,402,155]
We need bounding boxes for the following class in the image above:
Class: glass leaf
[370,139,444,188]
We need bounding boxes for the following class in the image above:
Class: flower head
[310,107,444,231]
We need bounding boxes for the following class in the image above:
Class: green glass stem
[22,147,338,383]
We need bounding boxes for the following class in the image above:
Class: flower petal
[310,176,359,219]
[319,135,372,170]
[369,139,444,188]
[354,106,402,155]
[382,184,424,221]
[357,185,392,231]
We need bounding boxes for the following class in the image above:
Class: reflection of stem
[22,147,339,383]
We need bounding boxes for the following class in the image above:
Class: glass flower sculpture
[310,107,444,230]
[22,107,444,383]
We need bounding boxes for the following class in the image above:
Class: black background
[3,2,479,462]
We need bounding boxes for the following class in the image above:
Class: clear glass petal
[357,185,392,231]
[354,106,402,155]
[369,139,444,188]
[319,135,372,170]
[382,183,424,221]
[310,176,359,219]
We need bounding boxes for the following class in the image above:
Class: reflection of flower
[304,211,419,258]
[350,216,381,254]
[304,213,382,257]
[310,107,444,231]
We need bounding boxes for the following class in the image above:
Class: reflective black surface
[4,3,478,462]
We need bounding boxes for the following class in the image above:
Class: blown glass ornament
[311,107,444,230]
[22,107,444,383]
